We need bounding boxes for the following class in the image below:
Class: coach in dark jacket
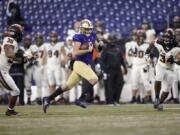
[9,47,25,105]
[100,35,127,105]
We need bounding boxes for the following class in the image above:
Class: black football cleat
[130,97,136,104]
[43,97,50,113]
[5,109,19,116]
[157,104,163,111]
[36,97,42,105]
[75,99,87,108]
[27,100,31,105]
[154,99,160,109]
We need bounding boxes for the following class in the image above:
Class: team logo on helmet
[80,19,93,36]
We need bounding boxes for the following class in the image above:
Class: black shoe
[43,97,50,113]
[154,99,160,109]
[27,100,31,105]
[114,102,120,106]
[136,96,141,104]
[5,109,18,116]
[166,97,174,103]
[173,98,179,104]
[36,98,42,105]
[94,95,100,103]
[75,99,87,108]
[157,104,163,111]
[147,97,153,103]
[141,98,146,104]
[130,97,136,104]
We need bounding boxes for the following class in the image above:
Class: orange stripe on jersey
[92,48,100,61]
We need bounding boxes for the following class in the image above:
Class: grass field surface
[0,104,180,135]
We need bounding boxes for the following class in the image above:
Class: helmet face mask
[162,32,174,51]
[8,24,23,43]
[163,34,171,45]
[35,33,44,47]
[175,28,180,43]
[49,31,58,43]
[23,35,32,49]
[136,30,145,45]
[80,19,93,36]
[162,31,173,47]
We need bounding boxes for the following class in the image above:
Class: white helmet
[79,19,93,36]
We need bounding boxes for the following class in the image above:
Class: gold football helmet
[79,19,93,36]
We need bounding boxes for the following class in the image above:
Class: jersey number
[160,53,166,63]
[34,51,44,58]
[39,51,44,58]
[48,50,59,58]
[134,50,144,58]
[7,38,14,44]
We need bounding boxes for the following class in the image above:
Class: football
[80,43,89,50]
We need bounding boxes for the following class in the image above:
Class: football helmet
[175,28,180,46]
[173,16,180,29]
[130,29,137,41]
[161,30,176,51]
[79,19,93,36]
[35,32,44,47]
[7,24,23,43]
[163,30,174,45]
[136,29,146,38]
[49,31,58,37]
[175,28,180,36]
[23,35,32,49]
[49,31,58,43]
[136,29,146,45]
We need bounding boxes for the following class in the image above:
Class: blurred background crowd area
[0,0,180,41]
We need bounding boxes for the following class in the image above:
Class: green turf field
[0,104,180,135]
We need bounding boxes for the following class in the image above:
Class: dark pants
[80,79,94,103]
[11,75,24,105]
[104,70,124,104]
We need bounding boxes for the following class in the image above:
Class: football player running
[146,29,180,111]
[0,24,23,116]
[43,19,99,113]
